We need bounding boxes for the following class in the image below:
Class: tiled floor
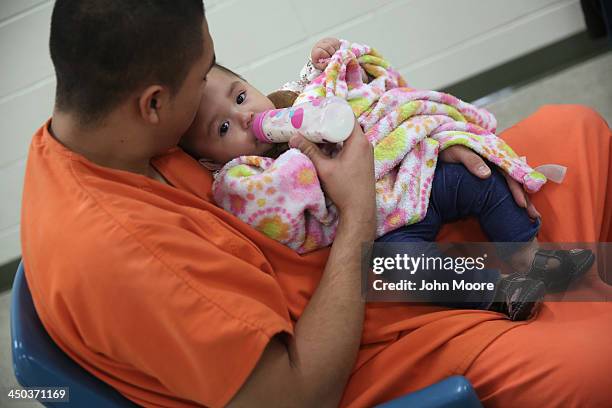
[0,51,610,407]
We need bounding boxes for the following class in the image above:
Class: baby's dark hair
[179,62,244,158]
[180,63,293,164]
[213,63,245,81]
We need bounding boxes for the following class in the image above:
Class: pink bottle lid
[252,111,270,143]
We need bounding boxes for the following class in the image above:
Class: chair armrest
[375,376,483,408]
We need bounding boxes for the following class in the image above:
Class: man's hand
[229,122,373,408]
[289,122,375,223]
[439,145,541,219]
[311,37,341,70]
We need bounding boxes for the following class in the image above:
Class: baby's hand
[311,37,341,70]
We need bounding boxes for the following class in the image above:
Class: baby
[181,38,594,321]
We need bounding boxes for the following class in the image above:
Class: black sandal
[527,249,595,292]
[489,273,546,321]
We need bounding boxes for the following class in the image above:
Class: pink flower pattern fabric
[213,41,547,253]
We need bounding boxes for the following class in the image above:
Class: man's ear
[138,85,166,125]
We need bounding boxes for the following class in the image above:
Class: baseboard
[441,31,609,103]
[1,257,20,293]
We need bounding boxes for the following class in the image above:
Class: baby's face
[182,66,275,164]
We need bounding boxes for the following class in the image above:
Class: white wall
[0,0,586,264]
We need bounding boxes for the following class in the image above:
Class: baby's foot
[526,249,595,292]
[489,274,546,321]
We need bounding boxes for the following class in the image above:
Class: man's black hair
[49,0,205,125]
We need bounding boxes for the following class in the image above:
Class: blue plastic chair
[375,376,482,408]
[10,262,137,407]
[11,262,482,407]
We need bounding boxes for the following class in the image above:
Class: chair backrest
[10,262,137,407]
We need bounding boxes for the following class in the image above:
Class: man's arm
[228,123,375,407]
[439,145,541,220]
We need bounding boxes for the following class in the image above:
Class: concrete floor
[479,51,612,131]
[0,289,38,407]
[0,51,610,407]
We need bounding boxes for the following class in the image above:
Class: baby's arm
[278,59,323,95]
[277,38,338,95]
[310,37,341,70]
[311,37,369,82]
[279,37,367,96]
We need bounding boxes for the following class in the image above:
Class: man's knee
[538,104,609,128]
[468,321,612,407]
[546,342,612,406]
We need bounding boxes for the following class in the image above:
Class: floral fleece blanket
[212,40,547,253]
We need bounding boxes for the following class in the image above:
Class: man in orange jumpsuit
[21,1,612,407]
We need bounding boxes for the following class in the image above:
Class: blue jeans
[376,161,541,309]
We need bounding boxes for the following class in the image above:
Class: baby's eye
[236,91,246,105]
[219,120,230,136]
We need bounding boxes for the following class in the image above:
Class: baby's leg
[506,238,549,272]
[376,173,500,309]
[434,162,593,292]
[428,162,549,318]
[429,161,540,244]
[429,162,542,265]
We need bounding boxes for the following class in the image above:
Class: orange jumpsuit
[21,105,612,407]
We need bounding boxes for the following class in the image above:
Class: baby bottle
[252,96,355,144]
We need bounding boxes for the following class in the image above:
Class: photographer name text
[372,279,495,291]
